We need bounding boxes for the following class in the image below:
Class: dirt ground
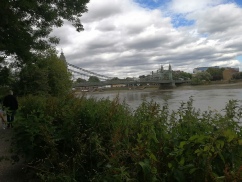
[0,122,25,182]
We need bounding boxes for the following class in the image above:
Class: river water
[85,83,242,112]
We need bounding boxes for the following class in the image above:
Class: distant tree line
[138,71,192,81]
[191,67,242,85]
[74,76,138,84]
[191,67,225,85]
[75,76,101,83]
[232,72,242,79]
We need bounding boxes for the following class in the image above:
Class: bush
[13,95,242,181]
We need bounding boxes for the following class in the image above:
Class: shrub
[13,95,242,181]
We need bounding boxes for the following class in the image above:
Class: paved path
[0,122,25,182]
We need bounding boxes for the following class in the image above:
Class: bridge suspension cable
[67,68,90,77]
[67,63,112,80]
[58,51,112,80]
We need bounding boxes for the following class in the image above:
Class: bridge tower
[159,64,176,89]
[168,64,173,80]
[59,50,74,80]
[59,49,67,66]
[159,65,164,80]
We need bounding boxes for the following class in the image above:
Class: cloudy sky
[52,0,242,79]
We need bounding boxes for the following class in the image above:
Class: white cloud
[168,0,226,14]
[52,0,242,79]
[187,3,242,34]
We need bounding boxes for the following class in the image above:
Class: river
[84,83,242,112]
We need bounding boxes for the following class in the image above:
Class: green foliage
[17,63,50,95]
[233,72,242,79]
[15,50,72,96]
[111,77,120,80]
[88,76,100,82]
[173,71,192,80]
[75,78,87,83]
[191,72,212,85]
[206,68,224,81]
[0,0,89,62]
[0,66,14,87]
[0,87,9,101]
[139,75,146,79]
[12,95,242,181]
[46,52,72,96]
[125,77,134,81]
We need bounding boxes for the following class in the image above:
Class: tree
[46,52,72,96]
[172,71,192,80]
[110,77,120,81]
[0,66,13,87]
[16,62,50,95]
[88,76,100,82]
[206,68,224,81]
[233,72,242,79]
[0,65,16,97]
[76,78,87,83]
[15,50,72,96]
[0,0,89,62]
[180,72,192,79]
[191,72,212,85]
[125,77,134,81]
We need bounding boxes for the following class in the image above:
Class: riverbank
[75,80,242,95]
[176,80,242,90]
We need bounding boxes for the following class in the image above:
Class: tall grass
[12,94,242,181]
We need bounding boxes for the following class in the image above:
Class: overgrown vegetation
[12,95,242,181]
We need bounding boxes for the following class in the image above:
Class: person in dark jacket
[3,90,18,128]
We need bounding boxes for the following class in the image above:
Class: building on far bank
[223,68,239,80]
[193,66,239,80]
[193,66,219,73]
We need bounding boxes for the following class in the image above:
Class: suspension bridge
[60,52,189,89]
[67,62,112,81]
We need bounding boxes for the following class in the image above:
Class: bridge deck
[74,80,190,87]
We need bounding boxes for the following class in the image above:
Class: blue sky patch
[172,15,195,28]
[234,0,242,7]
[236,56,242,62]
[134,0,169,9]
[134,0,242,9]
[134,0,242,28]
